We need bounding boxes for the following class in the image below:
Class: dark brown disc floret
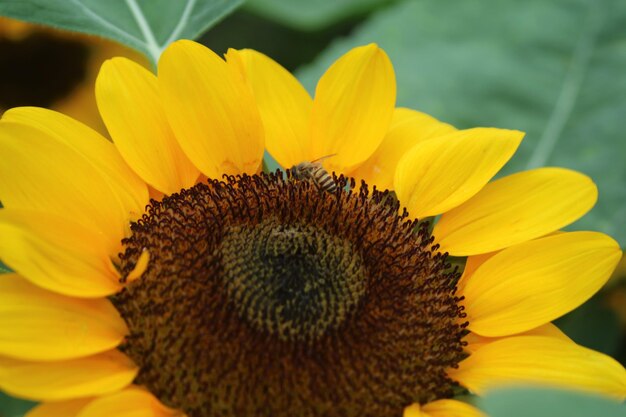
[113,172,467,417]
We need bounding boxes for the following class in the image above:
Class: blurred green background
[0,0,625,415]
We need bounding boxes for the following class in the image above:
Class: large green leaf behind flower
[246,0,392,31]
[0,0,242,64]
[297,0,626,246]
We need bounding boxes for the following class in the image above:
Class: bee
[290,155,338,193]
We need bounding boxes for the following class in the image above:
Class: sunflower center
[113,173,467,417]
[221,221,366,342]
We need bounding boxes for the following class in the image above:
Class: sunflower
[0,17,147,136]
[0,40,624,417]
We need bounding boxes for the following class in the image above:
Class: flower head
[0,40,624,417]
[0,17,147,135]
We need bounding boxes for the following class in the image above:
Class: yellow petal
[404,400,485,417]
[310,44,396,173]
[457,251,498,295]
[0,121,143,251]
[158,40,264,178]
[523,323,571,340]
[0,274,127,361]
[461,232,621,337]
[126,249,150,283]
[0,210,121,297]
[395,128,523,218]
[0,349,137,401]
[96,58,199,195]
[226,48,312,169]
[26,399,91,417]
[351,108,455,191]
[464,323,572,353]
[2,107,147,224]
[434,168,598,256]
[450,336,626,400]
[404,399,486,417]
[78,387,183,417]
[458,231,566,296]
[404,403,423,417]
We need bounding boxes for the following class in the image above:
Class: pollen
[113,172,467,417]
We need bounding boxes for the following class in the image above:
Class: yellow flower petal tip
[126,249,150,283]
[310,43,396,172]
[0,349,138,401]
[225,43,399,175]
[0,106,148,209]
[96,57,199,194]
[158,40,264,179]
[0,210,122,297]
[0,119,147,251]
[404,399,486,417]
[0,274,127,361]
[434,167,598,256]
[395,127,524,218]
[461,231,622,337]
[450,336,626,400]
[25,398,91,417]
[351,107,456,191]
[77,387,183,417]
[225,48,312,169]
[463,322,573,354]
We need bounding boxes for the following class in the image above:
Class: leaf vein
[69,0,146,49]
[164,0,197,47]
[125,0,161,63]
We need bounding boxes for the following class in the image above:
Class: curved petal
[78,386,183,417]
[0,349,138,401]
[457,231,567,293]
[310,44,396,173]
[96,57,200,195]
[0,210,122,297]
[226,48,312,169]
[449,336,626,400]
[351,108,455,191]
[126,249,150,283]
[404,399,486,417]
[461,232,621,336]
[1,107,148,223]
[25,399,91,417]
[456,251,498,295]
[395,128,523,218]
[434,168,598,256]
[0,121,144,251]
[0,274,127,361]
[464,323,572,353]
[158,40,264,178]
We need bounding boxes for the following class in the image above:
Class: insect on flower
[290,154,338,193]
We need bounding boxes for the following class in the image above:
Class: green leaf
[480,387,626,417]
[0,0,243,64]
[246,0,393,31]
[297,0,626,246]
[0,392,35,417]
[0,261,12,274]
[263,151,283,174]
